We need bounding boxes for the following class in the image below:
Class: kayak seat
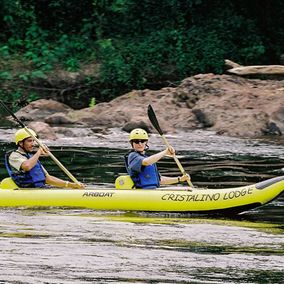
[0,177,18,190]
[115,175,135,190]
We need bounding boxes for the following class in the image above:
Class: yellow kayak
[0,176,283,214]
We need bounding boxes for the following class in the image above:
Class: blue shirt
[127,151,160,189]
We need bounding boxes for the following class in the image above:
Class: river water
[0,127,283,283]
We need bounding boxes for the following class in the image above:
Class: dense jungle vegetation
[0,0,284,110]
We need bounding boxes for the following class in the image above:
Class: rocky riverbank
[3,73,284,140]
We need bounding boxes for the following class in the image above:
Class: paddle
[147,104,193,188]
[0,100,80,184]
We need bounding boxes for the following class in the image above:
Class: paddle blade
[147,105,164,135]
[0,100,25,128]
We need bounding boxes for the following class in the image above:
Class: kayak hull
[0,176,283,214]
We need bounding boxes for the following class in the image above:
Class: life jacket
[125,151,160,189]
[5,150,46,188]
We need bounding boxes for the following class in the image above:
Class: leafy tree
[0,0,284,106]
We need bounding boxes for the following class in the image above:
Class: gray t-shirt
[9,150,28,171]
[9,150,47,174]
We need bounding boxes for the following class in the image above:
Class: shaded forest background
[0,0,284,111]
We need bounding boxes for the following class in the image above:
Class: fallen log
[225,59,284,75]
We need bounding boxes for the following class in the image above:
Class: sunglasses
[132,139,148,144]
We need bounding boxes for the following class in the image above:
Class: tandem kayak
[0,176,283,214]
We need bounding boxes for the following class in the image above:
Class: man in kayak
[5,128,84,189]
[126,128,190,189]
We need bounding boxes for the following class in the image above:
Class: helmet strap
[18,139,29,153]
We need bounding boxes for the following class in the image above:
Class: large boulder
[180,74,284,137]
[14,99,72,122]
[7,74,284,138]
[71,88,194,133]
[70,73,284,137]
[28,121,57,140]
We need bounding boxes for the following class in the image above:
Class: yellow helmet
[129,128,149,141]
[15,128,37,145]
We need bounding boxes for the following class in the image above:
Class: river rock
[27,121,57,140]
[5,74,284,138]
[70,74,284,137]
[71,88,192,133]
[45,113,75,125]
[14,99,72,122]
[183,74,284,137]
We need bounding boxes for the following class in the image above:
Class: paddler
[125,128,190,189]
[5,128,85,189]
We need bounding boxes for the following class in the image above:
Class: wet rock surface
[4,73,284,139]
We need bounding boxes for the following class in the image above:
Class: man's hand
[68,182,85,189]
[38,144,49,156]
[180,173,191,183]
[165,145,176,157]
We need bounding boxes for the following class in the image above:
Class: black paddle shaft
[0,100,25,128]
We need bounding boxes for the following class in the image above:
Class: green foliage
[0,45,10,57]
[89,97,96,108]
[0,89,23,111]
[0,71,12,80]
[26,91,39,103]
[97,26,226,95]
[0,0,284,105]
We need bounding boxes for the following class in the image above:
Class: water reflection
[0,208,283,284]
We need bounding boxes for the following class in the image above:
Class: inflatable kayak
[0,176,283,214]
